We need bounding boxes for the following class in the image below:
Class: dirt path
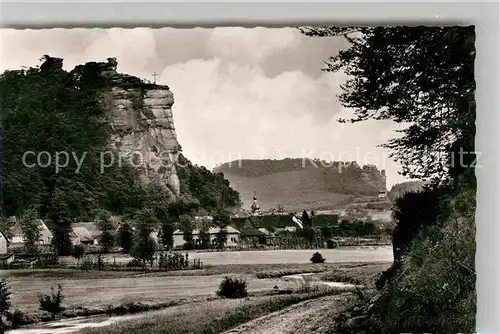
[222,294,353,334]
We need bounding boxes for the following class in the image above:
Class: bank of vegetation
[300,25,476,333]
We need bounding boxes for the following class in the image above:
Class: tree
[214,210,230,250]
[392,188,440,261]
[179,214,194,250]
[0,277,11,329]
[96,211,115,253]
[49,188,74,256]
[131,208,158,266]
[20,206,40,256]
[117,222,133,253]
[320,226,333,240]
[215,227,228,251]
[160,222,174,250]
[300,210,312,227]
[299,26,475,184]
[72,244,85,262]
[38,285,64,320]
[299,26,476,333]
[198,226,211,249]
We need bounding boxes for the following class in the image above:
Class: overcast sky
[1,27,411,187]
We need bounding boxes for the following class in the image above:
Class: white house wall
[0,235,8,254]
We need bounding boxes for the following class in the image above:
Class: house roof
[72,226,94,242]
[0,229,10,243]
[173,226,240,235]
[11,219,53,238]
[238,226,265,237]
[257,227,272,235]
[72,222,101,238]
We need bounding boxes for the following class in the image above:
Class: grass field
[57,247,393,267]
[78,290,345,334]
[2,261,390,313]
[2,248,392,333]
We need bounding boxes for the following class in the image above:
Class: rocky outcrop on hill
[79,58,182,196]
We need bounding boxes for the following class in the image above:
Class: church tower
[250,191,261,215]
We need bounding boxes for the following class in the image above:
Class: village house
[0,230,10,254]
[71,222,101,245]
[172,226,241,249]
[0,230,15,266]
[9,218,53,249]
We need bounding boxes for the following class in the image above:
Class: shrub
[7,308,35,329]
[216,276,248,299]
[158,251,189,270]
[72,244,85,260]
[126,258,143,268]
[38,285,64,320]
[310,252,325,263]
[0,277,12,328]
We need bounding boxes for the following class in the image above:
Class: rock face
[96,58,181,196]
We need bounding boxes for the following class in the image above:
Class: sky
[0,27,411,188]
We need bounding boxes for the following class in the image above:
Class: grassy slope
[221,169,355,212]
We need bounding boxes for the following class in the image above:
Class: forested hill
[0,56,239,223]
[214,158,387,211]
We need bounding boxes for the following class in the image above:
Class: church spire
[251,190,260,214]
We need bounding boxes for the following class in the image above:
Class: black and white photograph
[0,22,477,334]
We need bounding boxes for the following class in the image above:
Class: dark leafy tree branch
[299,26,476,182]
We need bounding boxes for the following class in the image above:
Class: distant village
[0,191,393,268]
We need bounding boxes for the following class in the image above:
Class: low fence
[3,251,204,272]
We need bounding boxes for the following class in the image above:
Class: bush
[6,309,35,329]
[126,258,143,268]
[158,251,189,270]
[216,276,248,299]
[310,252,325,263]
[72,245,85,260]
[38,285,64,320]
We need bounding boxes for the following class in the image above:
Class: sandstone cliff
[87,58,182,197]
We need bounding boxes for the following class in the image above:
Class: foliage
[216,276,248,299]
[97,211,115,253]
[19,206,40,256]
[299,226,316,245]
[198,226,211,249]
[391,187,440,261]
[38,284,64,320]
[72,244,85,260]
[215,227,228,250]
[179,214,194,250]
[131,209,158,266]
[300,25,476,333]
[300,210,312,227]
[6,308,33,330]
[117,222,133,253]
[158,251,189,270]
[160,222,174,250]
[320,226,333,240]
[371,179,476,333]
[0,277,11,328]
[299,26,475,183]
[310,252,326,264]
[176,155,240,214]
